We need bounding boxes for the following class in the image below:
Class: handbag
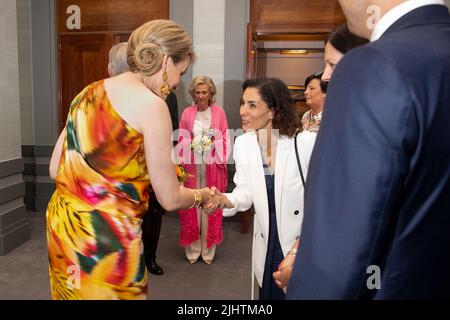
[294,131,306,188]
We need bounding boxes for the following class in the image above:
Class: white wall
[170,0,194,109]
[0,0,22,160]
[192,0,225,108]
[224,0,248,129]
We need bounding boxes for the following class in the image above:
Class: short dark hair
[242,78,300,137]
[327,24,369,54]
[305,71,327,93]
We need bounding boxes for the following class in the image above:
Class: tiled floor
[0,212,253,300]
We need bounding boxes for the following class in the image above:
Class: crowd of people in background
[46,0,450,300]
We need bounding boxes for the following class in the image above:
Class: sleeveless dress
[46,80,151,300]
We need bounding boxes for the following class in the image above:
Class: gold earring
[160,70,170,99]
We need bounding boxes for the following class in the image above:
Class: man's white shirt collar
[371,0,446,42]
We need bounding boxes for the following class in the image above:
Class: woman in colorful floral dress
[46,20,211,300]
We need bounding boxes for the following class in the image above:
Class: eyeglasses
[314,71,324,78]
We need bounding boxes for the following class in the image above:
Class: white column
[192,0,225,107]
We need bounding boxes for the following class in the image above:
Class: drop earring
[160,70,170,99]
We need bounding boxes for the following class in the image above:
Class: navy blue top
[260,152,285,300]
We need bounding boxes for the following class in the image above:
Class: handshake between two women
[198,186,232,215]
[196,185,298,293]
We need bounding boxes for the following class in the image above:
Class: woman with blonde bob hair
[176,75,230,265]
[188,75,217,105]
[46,19,212,300]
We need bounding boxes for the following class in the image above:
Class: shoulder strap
[294,131,306,188]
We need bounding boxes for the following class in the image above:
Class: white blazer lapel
[274,137,291,233]
[249,133,270,244]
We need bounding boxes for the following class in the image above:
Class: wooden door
[58,34,112,130]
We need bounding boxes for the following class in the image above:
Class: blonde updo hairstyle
[189,75,217,105]
[127,19,195,76]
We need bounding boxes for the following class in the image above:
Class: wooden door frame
[56,31,132,132]
[245,23,257,79]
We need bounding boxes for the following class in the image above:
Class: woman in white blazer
[204,78,315,300]
[271,27,368,292]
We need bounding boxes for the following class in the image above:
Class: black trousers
[141,191,164,260]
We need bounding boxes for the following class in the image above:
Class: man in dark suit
[287,0,450,299]
[142,91,178,275]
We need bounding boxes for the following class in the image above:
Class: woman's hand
[273,239,299,293]
[201,187,222,214]
[201,186,232,214]
[198,187,212,207]
[273,254,296,292]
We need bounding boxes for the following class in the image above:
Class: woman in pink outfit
[176,75,230,264]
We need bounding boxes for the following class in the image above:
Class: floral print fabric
[46,80,150,300]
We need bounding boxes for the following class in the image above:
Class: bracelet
[189,189,202,209]
[288,248,297,257]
